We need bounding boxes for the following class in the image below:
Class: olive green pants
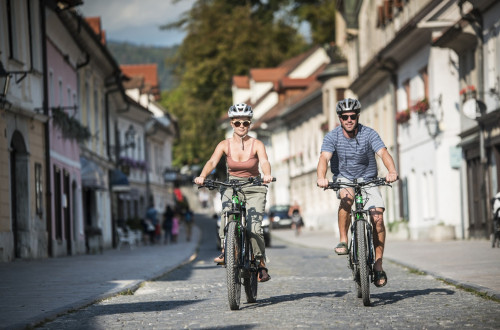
[219,176,268,261]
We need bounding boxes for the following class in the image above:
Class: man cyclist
[316,98,398,287]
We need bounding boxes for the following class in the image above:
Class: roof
[84,17,106,44]
[121,64,160,99]
[278,45,321,72]
[233,76,250,88]
[250,68,288,83]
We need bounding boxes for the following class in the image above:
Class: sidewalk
[0,225,201,330]
[271,227,500,300]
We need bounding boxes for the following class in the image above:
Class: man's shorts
[335,177,385,210]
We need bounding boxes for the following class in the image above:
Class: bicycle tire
[243,241,258,303]
[226,221,241,310]
[348,241,362,298]
[356,219,370,306]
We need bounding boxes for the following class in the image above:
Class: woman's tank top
[226,138,260,177]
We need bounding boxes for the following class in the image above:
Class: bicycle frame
[224,189,253,274]
[349,185,375,272]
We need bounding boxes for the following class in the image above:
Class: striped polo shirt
[321,124,385,180]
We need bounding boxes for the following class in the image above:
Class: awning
[80,157,106,190]
[111,169,130,192]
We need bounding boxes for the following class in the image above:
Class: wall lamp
[0,61,12,108]
[0,60,32,109]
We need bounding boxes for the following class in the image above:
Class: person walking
[316,98,398,287]
[163,205,174,244]
[184,208,194,242]
[194,103,273,282]
[288,201,303,236]
[144,203,158,244]
[171,212,180,243]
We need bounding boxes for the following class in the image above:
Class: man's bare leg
[335,189,353,254]
[371,207,386,286]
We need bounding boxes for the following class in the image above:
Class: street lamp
[124,125,136,149]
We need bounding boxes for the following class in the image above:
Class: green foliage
[51,107,91,143]
[107,41,179,91]
[160,0,313,166]
[291,0,337,45]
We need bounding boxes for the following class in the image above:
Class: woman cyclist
[194,103,273,282]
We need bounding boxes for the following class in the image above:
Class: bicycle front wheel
[226,220,241,310]
[244,239,258,303]
[356,219,370,306]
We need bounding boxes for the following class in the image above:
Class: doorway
[10,131,29,258]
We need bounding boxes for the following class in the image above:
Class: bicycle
[198,176,275,310]
[324,177,392,306]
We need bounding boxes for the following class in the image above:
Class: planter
[429,225,456,241]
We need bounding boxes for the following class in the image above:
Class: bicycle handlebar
[195,177,276,190]
[326,177,392,191]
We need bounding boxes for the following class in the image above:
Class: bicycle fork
[349,214,375,274]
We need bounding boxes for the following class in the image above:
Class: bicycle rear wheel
[356,219,370,306]
[226,221,241,310]
[244,239,258,303]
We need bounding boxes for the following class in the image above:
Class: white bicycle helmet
[336,98,361,115]
[228,103,253,118]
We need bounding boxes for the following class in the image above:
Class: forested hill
[107,41,178,91]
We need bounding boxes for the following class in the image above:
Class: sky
[78,0,197,47]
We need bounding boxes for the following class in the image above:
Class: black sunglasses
[340,114,358,121]
[232,120,251,127]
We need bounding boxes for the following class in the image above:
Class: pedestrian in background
[288,201,303,236]
[144,203,158,244]
[184,208,194,242]
[171,212,180,243]
[163,205,174,244]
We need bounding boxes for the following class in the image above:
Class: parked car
[269,204,293,228]
[216,213,271,249]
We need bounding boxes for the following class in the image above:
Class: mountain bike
[325,177,392,306]
[198,176,275,310]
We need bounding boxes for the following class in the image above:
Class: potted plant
[412,98,429,114]
[396,109,411,124]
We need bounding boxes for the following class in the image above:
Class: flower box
[411,98,429,114]
[395,109,411,124]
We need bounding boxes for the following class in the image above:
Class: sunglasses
[340,114,358,121]
[232,120,251,127]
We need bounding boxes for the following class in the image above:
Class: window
[6,0,20,60]
[403,79,410,109]
[58,80,63,106]
[28,0,42,71]
[35,163,43,216]
[49,71,54,107]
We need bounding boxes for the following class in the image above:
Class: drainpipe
[41,0,52,256]
[459,1,489,231]
[104,75,129,248]
[379,58,401,221]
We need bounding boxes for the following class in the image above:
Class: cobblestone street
[38,216,500,329]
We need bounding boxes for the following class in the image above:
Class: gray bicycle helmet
[336,98,361,115]
[228,103,253,118]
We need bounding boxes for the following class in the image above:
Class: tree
[160,0,336,167]
[161,0,308,167]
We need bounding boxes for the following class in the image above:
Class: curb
[21,225,202,330]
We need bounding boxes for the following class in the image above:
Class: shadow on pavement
[371,288,455,306]
[242,291,349,309]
